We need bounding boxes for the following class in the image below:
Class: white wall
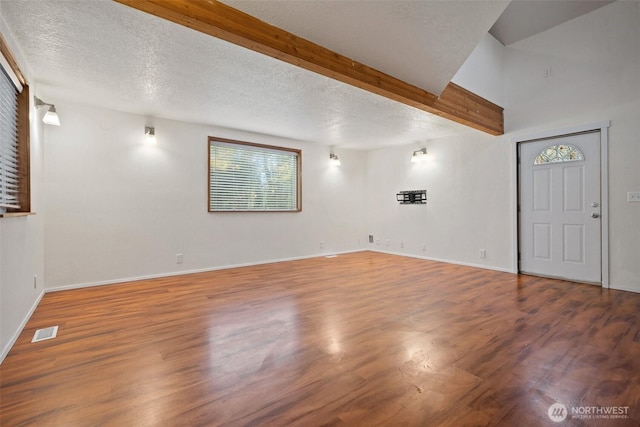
[452,33,505,107]
[0,19,46,361]
[365,131,512,271]
[365,1,640,291]
[43,103,367,290]
[365,33,512,272]
[505,0,640,292]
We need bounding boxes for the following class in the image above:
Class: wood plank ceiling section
[114,0,504,136]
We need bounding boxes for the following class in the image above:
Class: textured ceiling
[0,0,507,150]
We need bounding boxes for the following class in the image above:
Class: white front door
[519,132,601,284]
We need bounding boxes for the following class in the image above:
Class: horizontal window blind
[0,66,19,212]
[209,139,300,212]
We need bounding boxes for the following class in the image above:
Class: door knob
[591,213,600,218]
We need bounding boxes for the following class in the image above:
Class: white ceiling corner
[489,0,616,45]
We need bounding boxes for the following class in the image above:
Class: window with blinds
[209,137,301,212]
[0,56,21,213]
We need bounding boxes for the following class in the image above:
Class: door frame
[511,121,610,287]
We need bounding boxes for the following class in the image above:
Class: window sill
[0,212,35,218]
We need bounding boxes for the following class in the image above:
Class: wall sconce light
[329,146,341,166]
[145,126,156,145]
[411,148,428,163]
[34,96,60,126]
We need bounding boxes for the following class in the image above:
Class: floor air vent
[32,326,59,343]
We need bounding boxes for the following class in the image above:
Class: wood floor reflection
[2,252,639,426]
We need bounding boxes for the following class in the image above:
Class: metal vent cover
[32,326,59,343]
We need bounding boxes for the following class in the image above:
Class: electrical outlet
[400,241,404,249]
[544,67,552,78]
[176,254,183,264]
[627,192,640,202]
[33,275,37,289]
[480,249,487,259]
[368,235,374,243]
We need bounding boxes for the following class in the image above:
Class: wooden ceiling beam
[114,0,504,136]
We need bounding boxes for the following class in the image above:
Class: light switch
[628,192,640,202]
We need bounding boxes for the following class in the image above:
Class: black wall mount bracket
[396,190,427,204]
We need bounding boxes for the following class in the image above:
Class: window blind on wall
[209,140,299,211]
[0,65,20,212]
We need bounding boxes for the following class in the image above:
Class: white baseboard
[47,248,514,293]
[608,283,640,294]
[0,290,45,364]
[46,249,367,293]
[369,248,515,273]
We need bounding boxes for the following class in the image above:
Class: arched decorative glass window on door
[534,144,584,165]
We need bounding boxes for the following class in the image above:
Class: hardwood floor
[1,252,639,426]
